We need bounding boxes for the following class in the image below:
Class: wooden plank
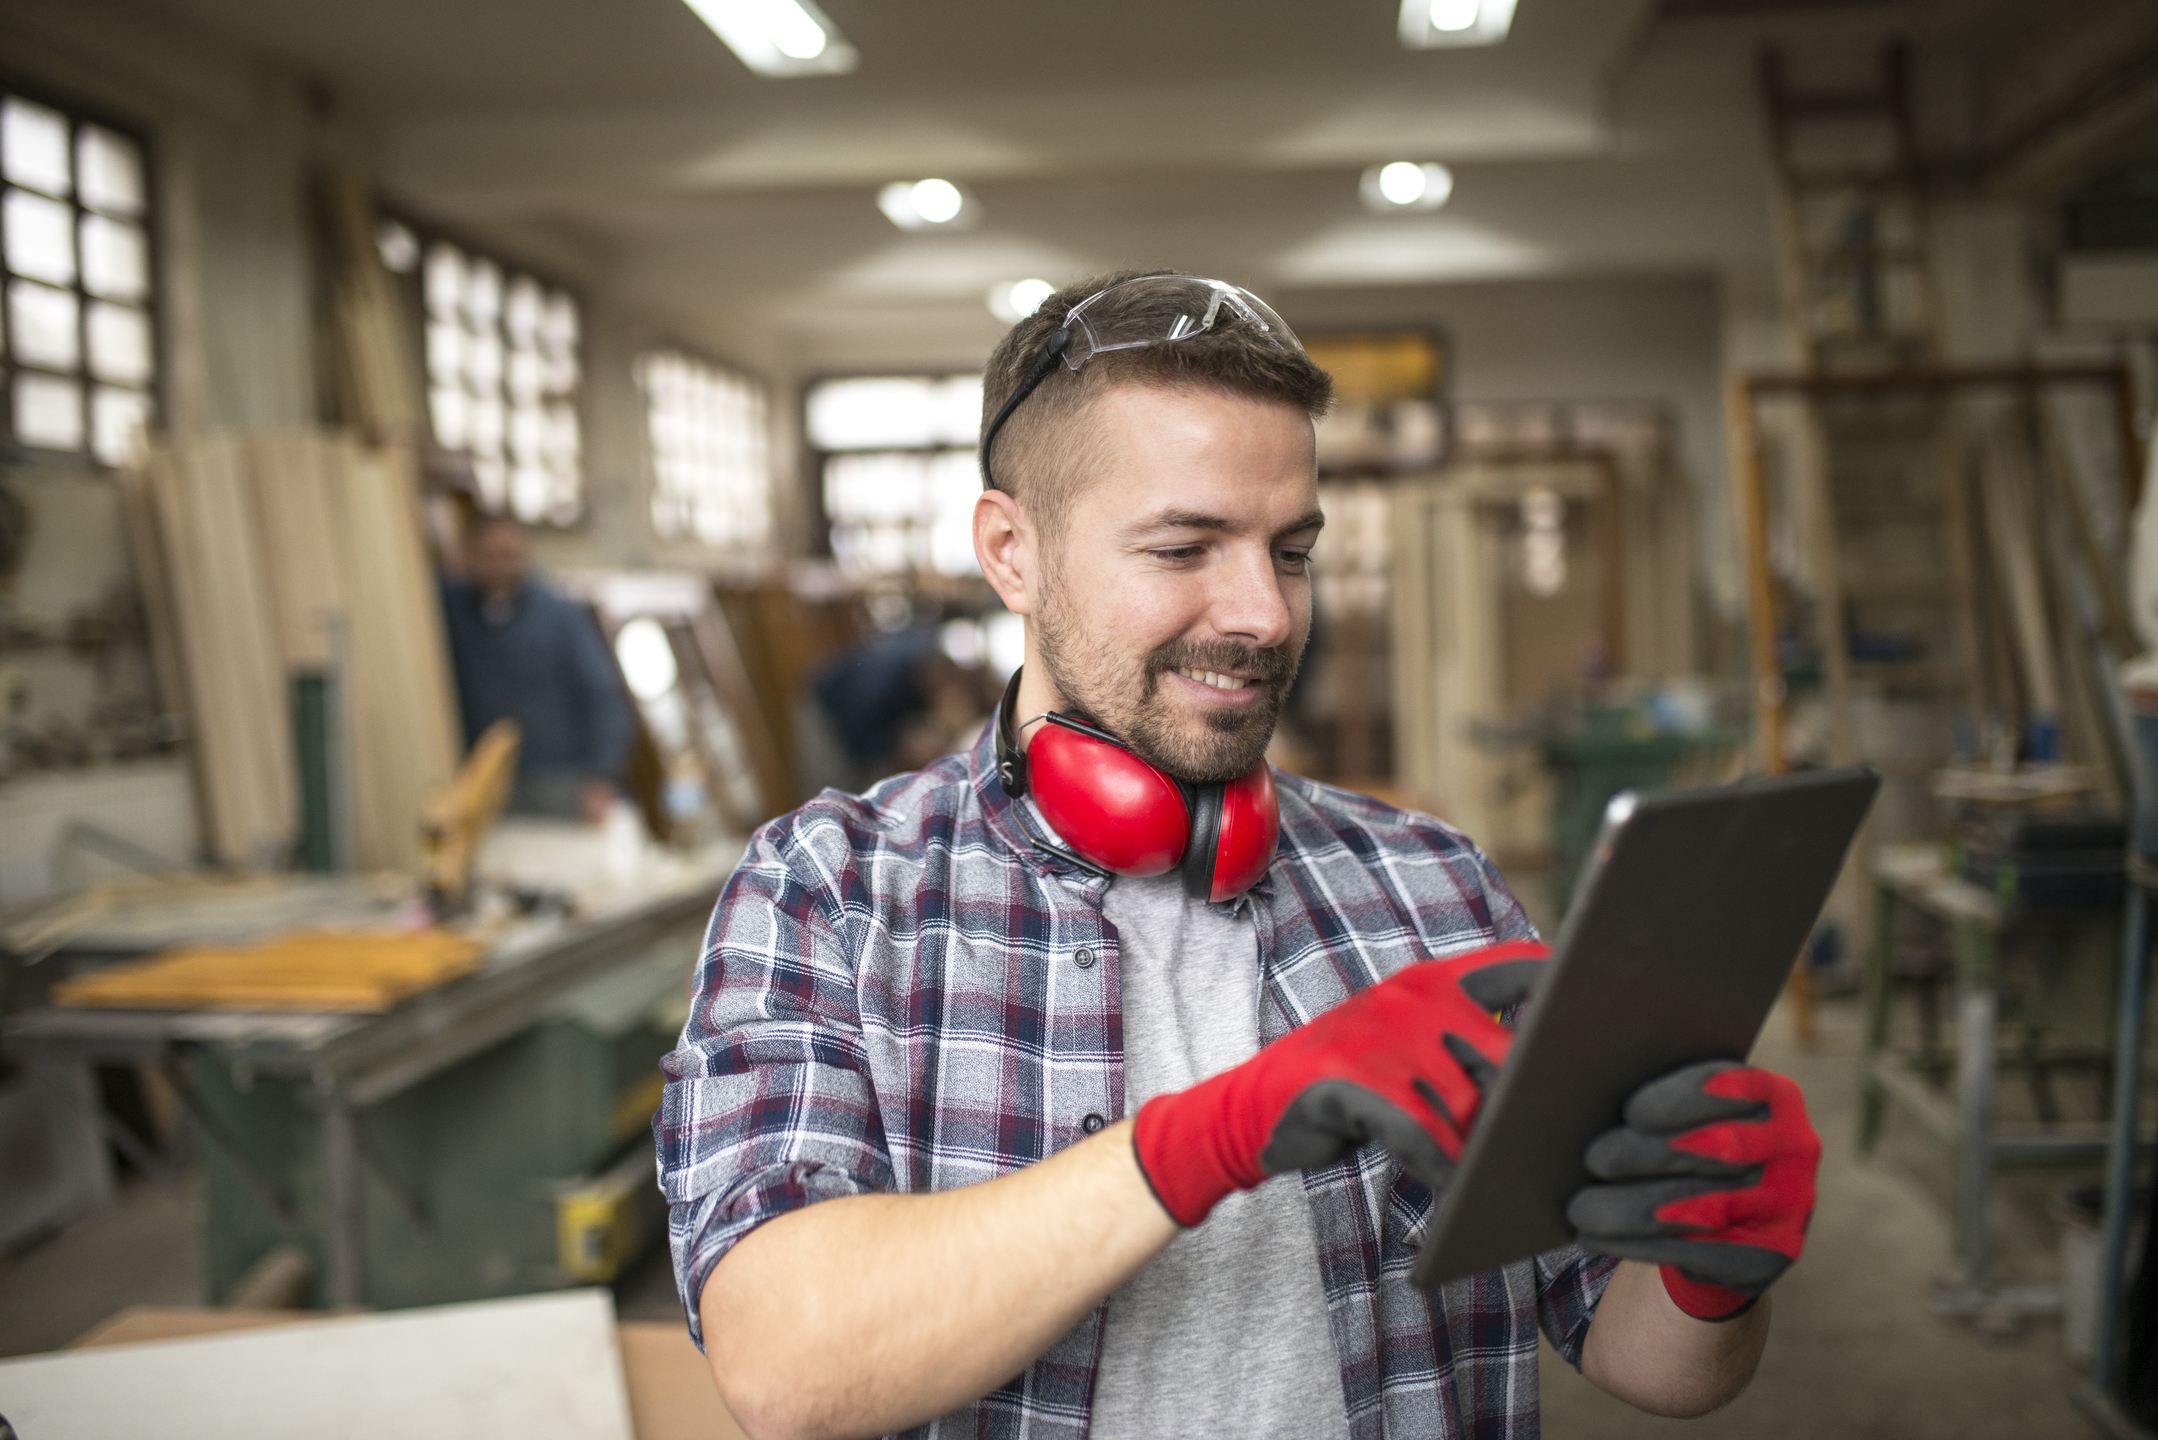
[146,438,295,868]
[51,930,483,1012]
[335,440,462,873]
[115,458,207,863]
[245,432,347,671]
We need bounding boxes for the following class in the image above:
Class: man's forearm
[700,1118,1177,1440]
[1578,1260,1770,1418]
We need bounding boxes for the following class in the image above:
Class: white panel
[9,279,79,369]
[90,384,150,466]
[0,1289,635,1440]
[2061,254,2158,327]
[2,98,71,197]
[86,300,152,385]
[75,126,143,216]
[79,214,148,301]
[14,370,82,449]
[5,187,76,285]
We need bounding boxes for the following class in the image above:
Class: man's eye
[1151,546,1204,561]
[1278,550,1312,569]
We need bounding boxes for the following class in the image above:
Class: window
[0,93,155,465]
[419,238,582,524]
[640,350,772,550]
[804,373,982,577]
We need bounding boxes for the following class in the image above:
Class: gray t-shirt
[1089,870,1352,1440]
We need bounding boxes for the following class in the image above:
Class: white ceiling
[123,0,2089,366]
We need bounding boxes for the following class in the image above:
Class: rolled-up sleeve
[1534,1243,1621,1370]
[656,823,894,1349]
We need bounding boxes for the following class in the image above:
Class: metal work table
[2,845,739,1308]
[1860,843,2121,1320]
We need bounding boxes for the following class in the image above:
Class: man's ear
[974,488,1038,617]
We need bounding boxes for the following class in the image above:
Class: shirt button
[1074,947,1096,969]
[1082,1113,1106,1134]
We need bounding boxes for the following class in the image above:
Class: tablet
[1410,765,1879,1291]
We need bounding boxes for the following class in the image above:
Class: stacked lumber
[125,432,463,874]
[51,928,484,1013]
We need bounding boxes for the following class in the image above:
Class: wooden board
[142,438,296,868]
[50,929,482,1012]
[337,440,464,873]
[246,432,348,671]
[0,1289,633,1440]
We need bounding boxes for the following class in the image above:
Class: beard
[1035,588,1304,784]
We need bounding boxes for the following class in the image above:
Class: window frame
[0,72,162,466]
[379,212,590,528]
[637,341,777,553]
[801,368,984,579]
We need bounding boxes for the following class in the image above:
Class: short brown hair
[979,270,1333,537]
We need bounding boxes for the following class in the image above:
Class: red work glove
[1566,1060,1821,1320]
[1131,941,1547,1226]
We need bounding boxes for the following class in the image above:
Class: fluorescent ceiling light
[987,278,1054,323]
[682,0,857,77]
[1360,161,1454,213]
[878,178,979,230]
[1399,0,1516,49]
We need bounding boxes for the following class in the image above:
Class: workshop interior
[1,0,2157,1434]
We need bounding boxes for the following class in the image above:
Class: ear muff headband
[993,665,1278,902]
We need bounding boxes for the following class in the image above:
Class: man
[658,273,1820,1439]
[440,514,630,823]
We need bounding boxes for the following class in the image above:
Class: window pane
[464,257,501,327]
[510,464,549,522]
[76,126,143,216]
[542,291,577,353]
[506,346,542,405]
[806,377,939,450]
[508,402,544,464]
[5,188,76,285]
[9,278,79,369]
[546,401,581,467]
[465,327,502,393]
[2,99,70,198]
[469,392,504,460]
[424,243,463,319]
[91,384,150,465]
[429,384,467,450]
[472,457,507,511]
[504,275,541,346]
[80,214,149,300]
[86,300,152,384]
[426,319,463,385]
[14,370,82,449]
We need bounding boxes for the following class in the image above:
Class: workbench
[1860,841,2121,1320]
[1,844,739,1310]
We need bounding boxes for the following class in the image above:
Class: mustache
[1145,638,1300,687]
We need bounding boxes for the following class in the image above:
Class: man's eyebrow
[1125,508,1328,537]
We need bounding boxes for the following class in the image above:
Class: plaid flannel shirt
[658,724,1617,1439]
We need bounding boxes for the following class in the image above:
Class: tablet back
[1410,766,1878,1291]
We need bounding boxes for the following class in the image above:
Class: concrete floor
[1540,993,2090,1438]
[0,995,2106,1437]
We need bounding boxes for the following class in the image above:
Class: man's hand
[1567,1060,1820,1320]
[1133,940,1546,1226]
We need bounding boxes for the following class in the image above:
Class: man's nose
[1208,545,1295,649]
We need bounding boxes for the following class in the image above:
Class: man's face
[1033,384,1321,783]
[468,521,528,597]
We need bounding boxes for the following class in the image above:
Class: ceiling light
[682,0,857,77]
[877,178,978,230]
[1398,0,1516,48]
[1429,0,1479,31]
[987,278,1054,323]
[1361,162,1454,213]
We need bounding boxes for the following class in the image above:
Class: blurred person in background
[795,626,994,796]
[440,514,630,824]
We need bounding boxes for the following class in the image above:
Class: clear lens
[1060,276,1302,370]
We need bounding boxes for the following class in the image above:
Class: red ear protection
[994,668,1279,903]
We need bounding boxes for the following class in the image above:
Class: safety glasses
[981,274,1304,491]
